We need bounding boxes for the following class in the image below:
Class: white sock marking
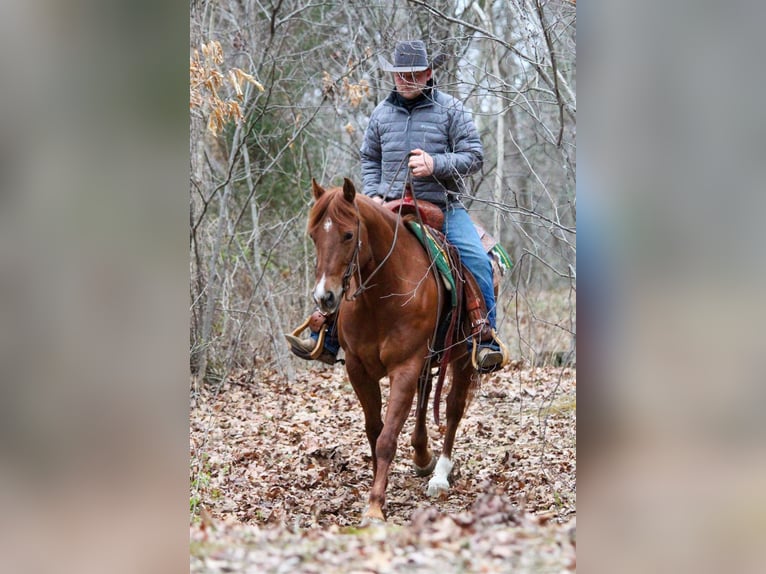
[426,455,453,497]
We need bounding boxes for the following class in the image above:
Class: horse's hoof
[359,515,386,528]
[426,476,450,497]
[413,454,437,477]
[360,505,386,526]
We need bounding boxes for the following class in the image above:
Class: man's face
[393,69,432,99]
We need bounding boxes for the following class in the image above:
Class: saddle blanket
[406,221,513,308]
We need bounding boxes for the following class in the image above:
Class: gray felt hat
[378,40,438,73]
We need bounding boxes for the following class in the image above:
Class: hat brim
[378,54,429,73]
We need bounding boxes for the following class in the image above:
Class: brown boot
[471,330,509,373]
[476,346,505,372]
[463,270,506,373]
[284,334,338,365]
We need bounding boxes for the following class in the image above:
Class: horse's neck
[360,205,413,287]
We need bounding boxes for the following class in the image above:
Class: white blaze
[323,217,333,232]
[313,273,327,303]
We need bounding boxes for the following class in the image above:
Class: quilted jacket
[360,88,484,208]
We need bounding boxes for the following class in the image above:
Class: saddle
[401,216,493,346]
[386,185,513,281]
[384,190,511,346]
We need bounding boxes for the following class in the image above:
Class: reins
[343,156,411,301]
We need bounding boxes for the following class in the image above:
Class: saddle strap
[431,241,464,427]
[463,269,494,343]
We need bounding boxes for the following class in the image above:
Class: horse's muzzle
[313,278,341,314]
[316,291,337,314]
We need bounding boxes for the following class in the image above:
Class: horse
[305,177,481,523]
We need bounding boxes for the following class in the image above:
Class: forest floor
[190,361,576,572]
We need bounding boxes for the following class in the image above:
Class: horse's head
[307,177,363,314]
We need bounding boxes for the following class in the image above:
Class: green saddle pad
[490,243,513,274]
[406,220,514,309]
[406,221,458,308]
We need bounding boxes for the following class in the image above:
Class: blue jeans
[442,205,497,331]
[310,318,340,354]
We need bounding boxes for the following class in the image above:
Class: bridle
[341,194,410,303]
[340,202,363,300]
[336,155,414,302]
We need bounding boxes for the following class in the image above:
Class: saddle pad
[490,243,513,275]
[405,221,458,308]
[475,222,514,275]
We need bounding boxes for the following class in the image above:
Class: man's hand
[371,195,385,205]
[408,148,434,177]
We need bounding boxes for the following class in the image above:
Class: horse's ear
[342,177,356,203]
[311,178,325,200]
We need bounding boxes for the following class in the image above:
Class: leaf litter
[190,364,575,572]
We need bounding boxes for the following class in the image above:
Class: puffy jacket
[360,88,484,208]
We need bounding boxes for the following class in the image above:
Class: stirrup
[286,315,327,361]
[470,329,510,373]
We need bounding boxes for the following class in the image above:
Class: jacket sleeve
[360,113,383,198]
[431,102,484,180]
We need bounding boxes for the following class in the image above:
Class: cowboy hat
[378,40,446,73]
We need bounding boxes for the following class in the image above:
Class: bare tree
[190,0,576,385]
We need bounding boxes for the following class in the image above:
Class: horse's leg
[365,364,419,522]
[427,357,474,497]
[411,374,435,476]
[345,357,384,502]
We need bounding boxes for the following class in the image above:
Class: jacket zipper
[404,113,412,160]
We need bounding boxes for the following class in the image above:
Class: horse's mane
[308,188,396,232]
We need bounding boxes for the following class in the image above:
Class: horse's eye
[343,231,354,241]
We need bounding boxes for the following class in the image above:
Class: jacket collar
[386,86,437,111]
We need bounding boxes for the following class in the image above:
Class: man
[288,40,506,371]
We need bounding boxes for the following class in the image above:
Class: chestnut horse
[306,177,478,523]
